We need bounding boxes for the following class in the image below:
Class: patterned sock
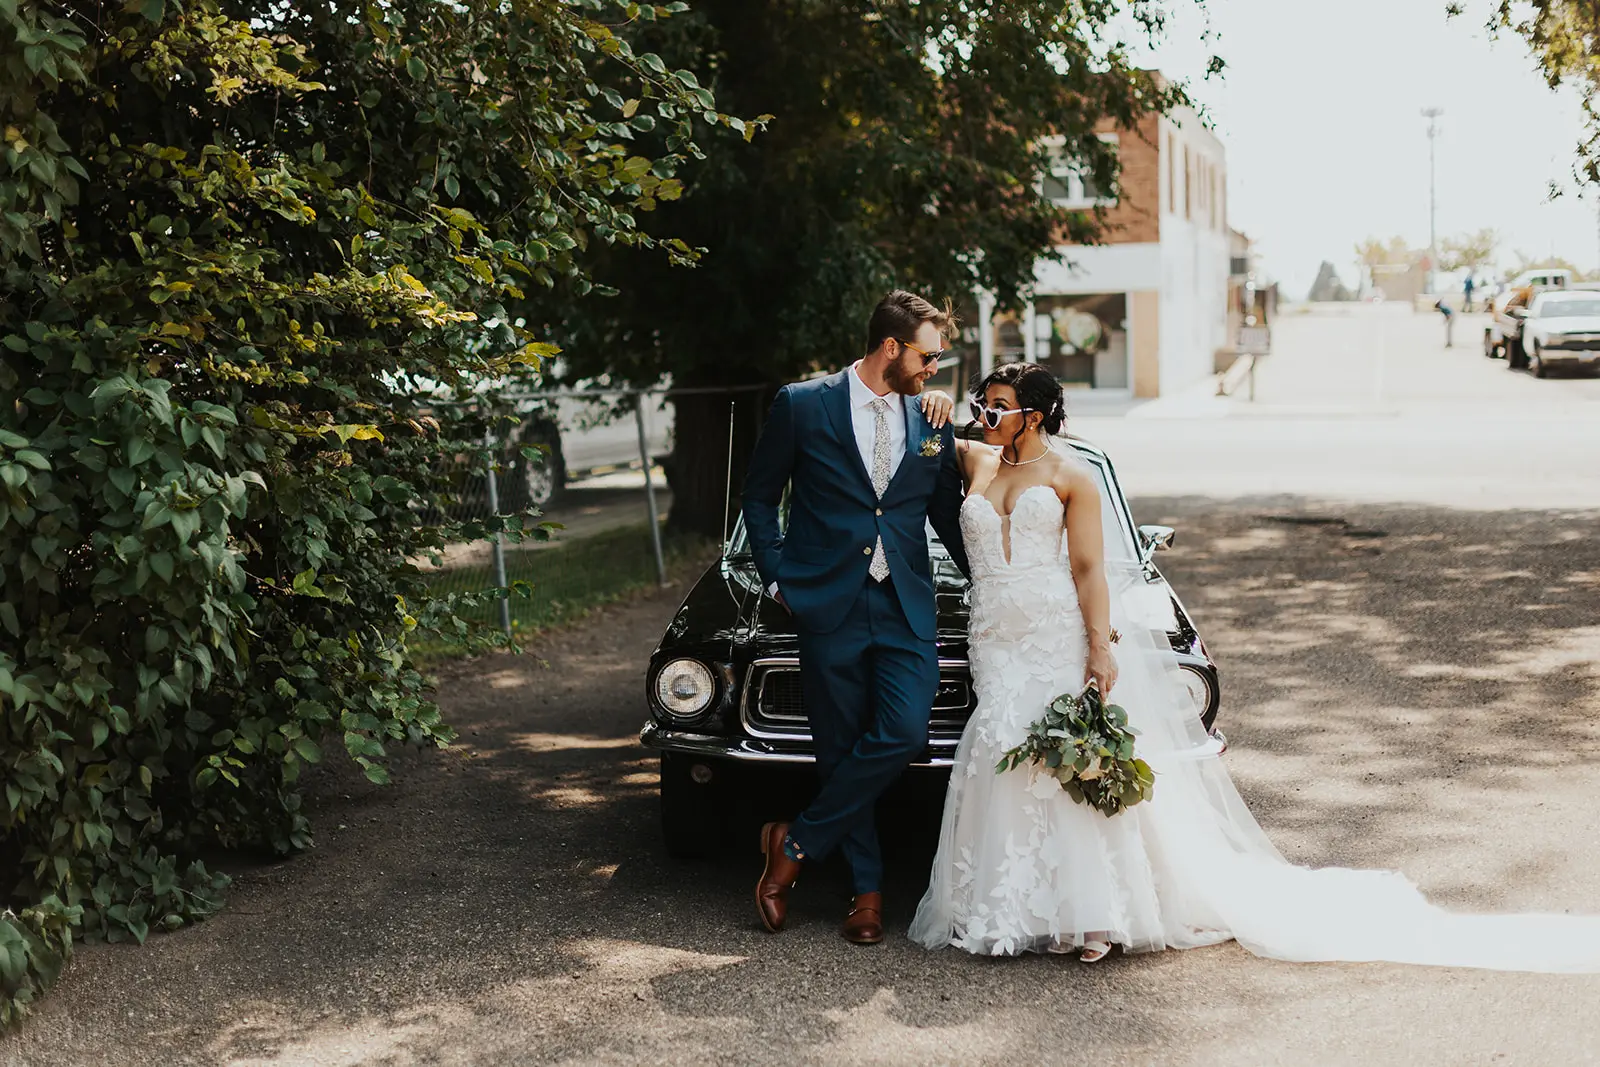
[782,833,807,862]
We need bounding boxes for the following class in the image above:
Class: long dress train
[909,483,1600,970]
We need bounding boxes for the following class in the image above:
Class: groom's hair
[865,290,956,353]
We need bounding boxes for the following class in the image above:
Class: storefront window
[992,311,1027,367]
[1031,293,1129,390]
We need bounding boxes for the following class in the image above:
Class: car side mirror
[1138,524,1176,563]
[1509,307,1528,319]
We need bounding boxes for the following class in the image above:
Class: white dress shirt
[846,360,906,482]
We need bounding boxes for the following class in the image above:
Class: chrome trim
[641,721,959,767]
[646,657,735,729]
[1175,660,1218,719]
[641,721,1228,767]
[739,656,975,741]
[739,655,971,669]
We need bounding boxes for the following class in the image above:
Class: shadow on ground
[9,499,1600,1067]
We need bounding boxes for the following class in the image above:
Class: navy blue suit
[742,369,969,893]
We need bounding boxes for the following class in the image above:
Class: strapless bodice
[959,484,1068,579]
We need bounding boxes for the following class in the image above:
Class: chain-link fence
[412,384,769,654]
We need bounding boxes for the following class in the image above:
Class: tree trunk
[664,385,775,540]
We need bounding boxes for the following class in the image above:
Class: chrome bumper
[639,720,1228,767]
[639,720,959,767]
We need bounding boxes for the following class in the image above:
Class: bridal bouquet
[994,684,1155,817]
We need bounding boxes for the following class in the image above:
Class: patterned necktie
[869,398,891,582]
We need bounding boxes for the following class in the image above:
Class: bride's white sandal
[1079,935,1113,963]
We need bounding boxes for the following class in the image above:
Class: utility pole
[1421,108,1443,294]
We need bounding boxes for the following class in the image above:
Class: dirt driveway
[8,498,1600,1067]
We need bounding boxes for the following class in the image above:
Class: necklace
[1001,448,1049,467]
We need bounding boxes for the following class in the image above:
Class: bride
[909,360,1600,970]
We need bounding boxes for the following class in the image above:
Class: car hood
[715,555,974,662]
[658,552,1197,668]
[1537,316,1600,333]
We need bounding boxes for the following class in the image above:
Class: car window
[1537,298,1600,317]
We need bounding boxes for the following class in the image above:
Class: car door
[1504,290,1530,334]
[1525,295,1547,348]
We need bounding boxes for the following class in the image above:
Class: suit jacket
[742,369,970,639]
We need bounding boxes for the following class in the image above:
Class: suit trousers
[790,577,938,894]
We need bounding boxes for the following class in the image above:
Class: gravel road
[8,495,1600,1067]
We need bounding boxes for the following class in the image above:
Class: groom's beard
[884,357,926,396]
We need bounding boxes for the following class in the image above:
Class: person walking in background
[1434,298,1455,347]
[1463,274,1476,312]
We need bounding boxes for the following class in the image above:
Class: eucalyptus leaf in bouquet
[995,683,1155,817]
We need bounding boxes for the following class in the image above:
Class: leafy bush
[0,0,734,1022]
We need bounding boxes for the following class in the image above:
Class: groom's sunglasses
[968,398,1036,430]
[898,338,949,368]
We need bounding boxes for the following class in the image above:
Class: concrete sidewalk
[1074,302,1600,511]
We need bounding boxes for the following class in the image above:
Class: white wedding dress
[909,483,1600,970]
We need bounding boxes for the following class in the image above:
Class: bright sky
[1134,0,1598,298]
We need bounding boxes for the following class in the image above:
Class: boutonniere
[918,437,943,458]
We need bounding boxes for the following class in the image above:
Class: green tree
[1456,3,1600,185]
[0,0,731,1021]
[1439,229,1499,273]
[546,1,1208,537]
[1354,235,1416,269]
[1510,250,1593,279]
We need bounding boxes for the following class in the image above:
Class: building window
[1029,293,1130,390]
[1184,146,1192,220]
[1167,133,1176,214]
[1038,134,1118,209]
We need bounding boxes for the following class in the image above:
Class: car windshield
[724,439,1140,564]
[1538,299,1600,317]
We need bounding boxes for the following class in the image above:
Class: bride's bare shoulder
[958,440,1001,472]
[1047,449,1097,500]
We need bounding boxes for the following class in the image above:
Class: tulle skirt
[910,561,1600,971]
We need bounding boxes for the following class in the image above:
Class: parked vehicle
[397,372,674,512]
[1485,288,1523,362]
[522,390,674,507]
[1485,286,1545,367]
[1508,268,1572,291]
[638,434,1225,858]
[1518,290,1600,378]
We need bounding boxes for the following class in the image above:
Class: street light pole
[1421,107,1443,294]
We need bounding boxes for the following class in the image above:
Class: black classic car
[639,435,1224,857]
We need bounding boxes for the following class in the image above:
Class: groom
[742,290,970,944]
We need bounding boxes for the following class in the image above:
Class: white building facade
[974,104,1232,400]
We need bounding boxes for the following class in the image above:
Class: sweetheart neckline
[961,483,1061,523]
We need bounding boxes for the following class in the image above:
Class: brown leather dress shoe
[842,892,884,944]
[756,821,803,933]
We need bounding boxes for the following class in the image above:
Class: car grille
[1547,335,1600,349]
[745,664,975,743]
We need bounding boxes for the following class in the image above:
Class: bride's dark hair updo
[973,361,1067,440]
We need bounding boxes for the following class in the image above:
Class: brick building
[971,96,1232,400]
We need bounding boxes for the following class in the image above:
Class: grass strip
[410,522,713,663]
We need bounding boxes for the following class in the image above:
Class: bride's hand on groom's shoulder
[922,390,954,429]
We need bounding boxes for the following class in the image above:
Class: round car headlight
[1178,667,1212,721]
[655,659,716,719]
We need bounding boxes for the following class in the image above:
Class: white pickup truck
[1484,269,1572,368]
[1519,289,1600,378]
